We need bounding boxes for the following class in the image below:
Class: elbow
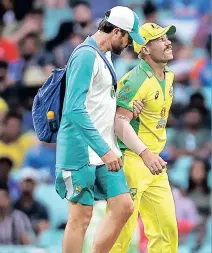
[114,114,125,140]
[114,115,120,137]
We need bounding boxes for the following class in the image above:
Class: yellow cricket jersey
[117,59,174,157]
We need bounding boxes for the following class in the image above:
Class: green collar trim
[139,59,170,78]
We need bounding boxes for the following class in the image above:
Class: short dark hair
[0,181,9,193]
[5,111,23,123]
[0,60,8,69]
[72,0,90,9]
[143,0,157,16]
[98,10,128,36]
[29,8,44,15]
[0,157,13,168]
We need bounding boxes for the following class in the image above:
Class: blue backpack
[32,44,117,143]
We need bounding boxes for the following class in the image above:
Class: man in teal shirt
[55,6,144,253]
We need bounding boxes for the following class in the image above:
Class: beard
[111,44,125,55]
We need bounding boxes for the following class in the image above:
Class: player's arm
[116,80,166,175]
[64,49,121,171]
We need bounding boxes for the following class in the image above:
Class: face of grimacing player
[146,34,173,63]
[111,30,133,55]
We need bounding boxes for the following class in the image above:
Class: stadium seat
[178,245,192,253]
[44,8,73,40]
[197,217,212,253]
[34,183,69,228]
[168,156,193,188]
[37,229,63,248]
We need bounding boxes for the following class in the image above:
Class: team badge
[160,107,166,118]
[110,86,116,99]
[124,87,130,93]
[130,188,137,200]
[169,86,173,97]
[155,91,159,100]
[75,185,82,194]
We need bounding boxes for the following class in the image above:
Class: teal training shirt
[56,37,111,170]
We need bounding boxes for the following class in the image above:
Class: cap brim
[164,25,176,36]
[129,31,145,45]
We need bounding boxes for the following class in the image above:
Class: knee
[119,198,134,219]
[67,207,93,231]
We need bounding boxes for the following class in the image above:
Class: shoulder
[119,64,149,93]
[12,209,29,220]
[71,47,97,63]
[34,200,48,211]
[67,47,97,74]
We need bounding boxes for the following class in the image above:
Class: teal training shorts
[55,164,129,206]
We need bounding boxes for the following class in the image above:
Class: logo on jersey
[155,91,159,100]
[124,87,130,93]
[160,107,166,118]
[75,185,83,194]
[169,86,173,97]
[130,188,137,200]
[156,107,167,129]
[110,86,116,99]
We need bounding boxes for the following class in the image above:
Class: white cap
[106,6,144,45]
[20,167,40,183]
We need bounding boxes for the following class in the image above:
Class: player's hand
[133,100,144,119]
[101,150,122,171]
[139,149,167,175]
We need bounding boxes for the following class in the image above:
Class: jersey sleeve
[117,70,147,112]
[63,48,110,157]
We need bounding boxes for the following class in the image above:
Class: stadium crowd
[0,0,211,252]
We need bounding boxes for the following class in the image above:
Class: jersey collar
[140,59,170,78]
[85,36,99,48]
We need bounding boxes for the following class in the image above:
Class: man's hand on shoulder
[139,149,167,175]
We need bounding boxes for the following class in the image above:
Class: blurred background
[0,0,211,252]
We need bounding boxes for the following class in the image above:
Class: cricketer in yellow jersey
[110,23,178,253]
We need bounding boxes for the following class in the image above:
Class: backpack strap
[86,45,117,87]
[68,43,117,88]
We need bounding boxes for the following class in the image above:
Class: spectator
[0,60,12,94]
[0,97,8,128]
[4,8,44,44]
[187,158,211,218]
[142,0,158,24]
[198,35,211,88]
[0,20,20,63]
[14,168,49,234]
[45,21,84,67]
[9,32,44,83]
[191,34,211,89]
[0,156,20,201]
[0,181,33,245]
[171,108,211,160]
[193,15,211,48]
[0,111,35,169]
[72,1,96,37]
[0,60,21,106]
[186,92,211,128]
[42,0,72,40]
[172,186,200,243]
[22,142,56,181]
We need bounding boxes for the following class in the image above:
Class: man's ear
[142,46,150,55]
[112,28,121,37]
